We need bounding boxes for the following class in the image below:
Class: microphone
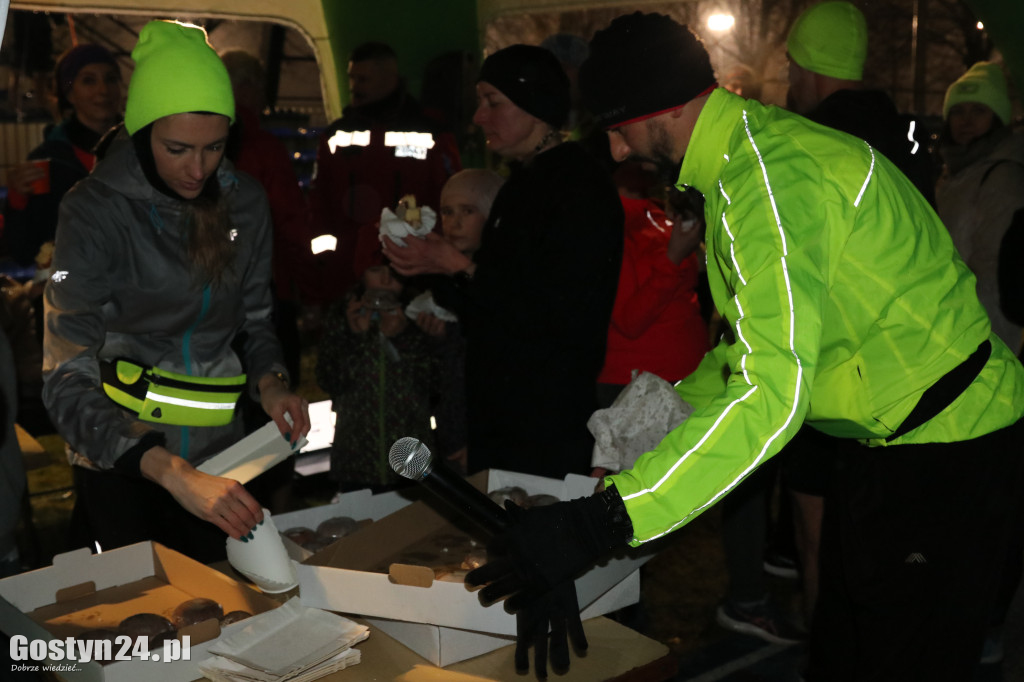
[389,437,509,536]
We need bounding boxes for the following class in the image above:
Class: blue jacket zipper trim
[148,204,164,234]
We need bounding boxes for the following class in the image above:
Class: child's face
[440,186,487,257]
[363,265,402,294]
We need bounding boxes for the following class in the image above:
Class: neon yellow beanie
[124,21,235,135]
[943,61,1012,125]
[787,1,868,81]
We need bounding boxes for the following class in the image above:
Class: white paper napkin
[201,598,369,681]
[404,290,458,322]
[378,205,437,247]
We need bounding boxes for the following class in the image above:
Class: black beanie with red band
[580,12,717,129]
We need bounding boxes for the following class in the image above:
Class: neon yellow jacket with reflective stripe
[608,89,1024,545]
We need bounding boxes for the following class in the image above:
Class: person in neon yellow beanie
[942,61,1013,142]
[460,11,1024,682]
[42,20,311,563]
[784,1,934,204]
[937,59,1022,354]
[778,2,940,637]
[787,0,866,83]
[124,20,235,136]
[935,57,1024,668]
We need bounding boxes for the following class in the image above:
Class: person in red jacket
[220,50,318,513]
[597,160,708,410]
[221,50,319,387]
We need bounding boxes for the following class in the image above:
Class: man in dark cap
[465,12,1024,682]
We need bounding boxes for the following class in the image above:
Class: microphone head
[389,437,432,480]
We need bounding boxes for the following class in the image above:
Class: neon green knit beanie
[943,61,1012,125]
[787,1,868,81]
[124,21,235,135]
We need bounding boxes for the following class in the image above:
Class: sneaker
[763,549,800,580]
[715,598,806,645]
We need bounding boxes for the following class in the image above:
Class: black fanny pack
[886,340,991,442]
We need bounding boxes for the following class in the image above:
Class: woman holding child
[384,45,623,479]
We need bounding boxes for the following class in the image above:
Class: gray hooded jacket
[42,130,287,470]
[938,128,1024,354]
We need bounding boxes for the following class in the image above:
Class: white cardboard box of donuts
[276,469,656,667]
[0,541,280,681]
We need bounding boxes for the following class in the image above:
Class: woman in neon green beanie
[42,20,311,562]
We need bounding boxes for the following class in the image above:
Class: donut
[170,598,223,628]
[489,486,528,508]
[220,610,253,626]
[117,613,175,646]
[76,629,118,663]
[282,526,318,548]
[316,516,360,540]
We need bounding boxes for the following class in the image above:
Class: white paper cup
[226,508,298,593]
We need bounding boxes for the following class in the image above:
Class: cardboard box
[275,487,415,561]
[362,567,641,666]
[289,470,656,666]
[0,542,280,682]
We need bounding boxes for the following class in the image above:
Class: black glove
[465,485,633,678]
[514,580,587,677]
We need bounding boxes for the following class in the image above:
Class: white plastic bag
[588,371,694,473]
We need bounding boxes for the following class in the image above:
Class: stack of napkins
[200,598,369,682]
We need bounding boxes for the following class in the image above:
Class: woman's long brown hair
[186,177,236,285]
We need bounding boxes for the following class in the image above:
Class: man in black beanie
[580,13,716,130]
[464,11,1024,682]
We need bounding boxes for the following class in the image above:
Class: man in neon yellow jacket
[465,12,1024,682]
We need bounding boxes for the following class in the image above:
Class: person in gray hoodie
[937,61,1024,357]
[42,20,310,562]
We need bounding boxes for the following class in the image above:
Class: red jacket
[232,106,318,303]
[598,196,708,385]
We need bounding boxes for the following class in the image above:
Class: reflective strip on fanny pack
[144,390,239,410]
[139,380,244,426]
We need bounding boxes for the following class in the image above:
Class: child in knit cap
[316,263,441,492]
